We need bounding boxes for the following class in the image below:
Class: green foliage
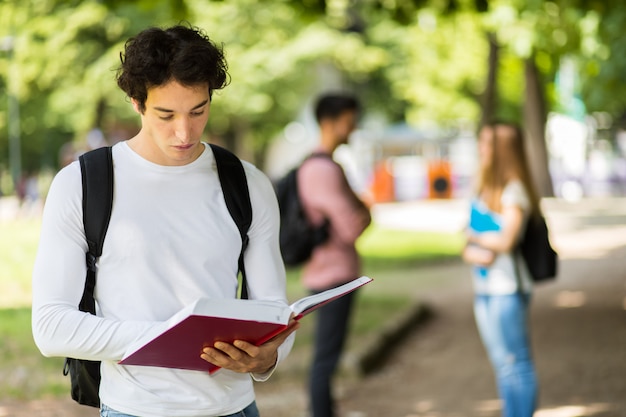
[578,6,626,116]
[188,0,393,158]
[483,0,626,119]
[395,10,488,124]
[1,0,625,175]
[495,51,524,122]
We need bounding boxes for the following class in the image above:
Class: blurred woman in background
[462,121,540,417]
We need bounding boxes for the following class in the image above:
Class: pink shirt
[298,153,371,290]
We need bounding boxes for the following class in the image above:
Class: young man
[298,93,372,417]
[31,24,296,417]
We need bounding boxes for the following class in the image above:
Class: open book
[119,276,372,373]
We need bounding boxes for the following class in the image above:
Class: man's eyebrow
[191,100,209,111]
[153,100,209,113]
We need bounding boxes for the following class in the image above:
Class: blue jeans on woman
[474,293,538,417]
[100,401,259,417]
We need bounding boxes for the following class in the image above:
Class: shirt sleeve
[31,162,155,361]
[501,180,531,214]
[501,180,532,245]
[299,158,371,245]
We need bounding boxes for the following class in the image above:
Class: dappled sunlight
[474,399,502,413]
[413,400,436,413]
[344,399,617,417]
[535,403,616,417]
[553,290,587,309]
[551,225,626,260]
[405,398,502,417]
[543,198,626,261]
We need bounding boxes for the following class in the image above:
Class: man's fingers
[233,340,260,358]
[200,323,297,373]
[200,346,226,364]
[214,342,246,360]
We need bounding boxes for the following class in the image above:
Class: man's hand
[200,319,299,374]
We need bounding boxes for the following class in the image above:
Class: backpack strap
[63,147,113,387]
[78,147,114,314]
[209,144,253,300]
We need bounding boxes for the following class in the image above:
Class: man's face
[330,110,358,146]
[133,80,210,166]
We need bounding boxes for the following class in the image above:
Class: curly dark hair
[116,23,230,113]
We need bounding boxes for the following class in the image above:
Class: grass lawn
[0,218,463,401]
[0,219,40,308]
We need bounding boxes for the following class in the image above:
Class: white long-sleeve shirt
[32,142,293,417]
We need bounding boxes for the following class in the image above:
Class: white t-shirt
[472,180,534,295]
[32,142,293,416]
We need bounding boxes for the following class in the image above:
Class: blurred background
[1,0,626,203]
[1,1,625,416]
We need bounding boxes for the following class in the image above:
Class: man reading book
[31,23,297,417]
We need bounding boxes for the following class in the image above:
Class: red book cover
[120,315,288,373]
[119,276,372,373]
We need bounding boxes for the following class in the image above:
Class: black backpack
[518,213,558,282]
[275,154,330,267]
[64,144,252,408]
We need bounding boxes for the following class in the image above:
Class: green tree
[0,0,174,178]
[1,0,392,174]
[187,0,389,163]
[2,0,625,192]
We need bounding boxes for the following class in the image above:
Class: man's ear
[131,98,142,115]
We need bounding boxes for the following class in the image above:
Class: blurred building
[266,121,479,203]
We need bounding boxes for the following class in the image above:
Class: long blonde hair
[477,122,541,217]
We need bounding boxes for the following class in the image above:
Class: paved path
[254,198,626,417]
[337,198,626,417]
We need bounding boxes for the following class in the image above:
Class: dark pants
[308,286,357,417]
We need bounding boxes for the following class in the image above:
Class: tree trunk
[94,98,107,131]
[480,32,499,127]
[523,55,554,197]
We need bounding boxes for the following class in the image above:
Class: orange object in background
[428,160,452,199]
[370,160,395,203]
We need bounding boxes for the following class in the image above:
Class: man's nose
[175,117,192,141]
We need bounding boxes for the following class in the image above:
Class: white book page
[289,276,373,317]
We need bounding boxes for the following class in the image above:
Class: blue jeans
[474,294,538,417]
[100,401,259,417]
